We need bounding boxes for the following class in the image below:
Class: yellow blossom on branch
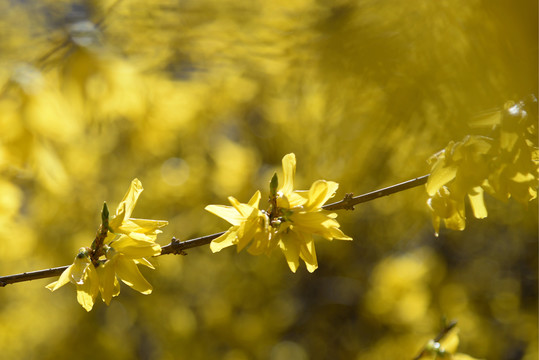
[46,248,99,312]
[426,135,492,235]
[98,235,160,305]
[205,190,272,254]
[107,178,169,242]
[47,179,167,311]
[277,178,352,272]
[205,153,351,273]
[426,97,538,235]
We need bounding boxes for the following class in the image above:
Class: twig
[0,266,68,287]
[36,0,125,66]
[0,174,430,287]
[412,320,458,360]
[322,174,429,210]
[160,232,225,255]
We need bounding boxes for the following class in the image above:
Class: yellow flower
[98,235,160,305]
[277,179,352,273]
[107,178,168,242]
[47,179,168,310]
[205,153,351,273]
[275,153,309,209]
[205,190,273,254]
[426,99,538,235]
[483,100,538,203]
[426,136,492,235]
[426,186,466,236]
[46,248,99,312]
[97,179,167,304]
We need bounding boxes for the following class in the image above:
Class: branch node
[170,237,188,256]
[343,193,355,210]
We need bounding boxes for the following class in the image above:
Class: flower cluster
[205,153,351,273]
[47,179,168,311]
[426,97,538,235]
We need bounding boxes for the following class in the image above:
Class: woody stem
[0,174,430,286]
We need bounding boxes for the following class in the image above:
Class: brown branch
[322,174,429,211]
[0,174,430,287]
[159,232,225,256]
[0,266,69,287]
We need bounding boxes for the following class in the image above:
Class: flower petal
[111,235,161,258]
[279,233,300,273]
[70,254,91,285]
[115,256,153,294]
[210,229,238,253]
[46,264,73,291]
[279,153,296,195]
[305,180,338,210]
[298,235,318,273]
[116,218,168,236]
[426,163,458,196]
[97,260,117,305]
[75,265,99,312]
[135,258,155,269]
[247,190,261,208]
[468,187,488,219]
[205,204,244,226]
[110,178,143,230]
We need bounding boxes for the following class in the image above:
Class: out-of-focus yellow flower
[426,98,538,235]
[205,153,351,272]
[426,136,492,232]
[427,186,466,236]
[364,248,437,325]
[46,248,99,312]
[420,326,484,360]
[47,179,167,311]
[484,100,538,203]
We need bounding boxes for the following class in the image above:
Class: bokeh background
[0,0,537,359]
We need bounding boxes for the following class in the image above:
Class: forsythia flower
[419,325,484,360]
[206,153,351,273]
[426,96,538,235]
[484,99,538,203]
[46,248,98,312]
[426,136,492,236]
[106,179,169,242]
[205,190,272,254]
[275,154,352,272]
[98,235,160,305]
[47,179,167,311]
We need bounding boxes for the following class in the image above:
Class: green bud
[270,173,278,197]
[101,202,109,224]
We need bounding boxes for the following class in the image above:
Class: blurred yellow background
[0,0,536,359]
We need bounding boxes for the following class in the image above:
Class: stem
[0,174,430,287]
[0,266,69,287]
[322,174,429,211]
[159,232,225,255]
